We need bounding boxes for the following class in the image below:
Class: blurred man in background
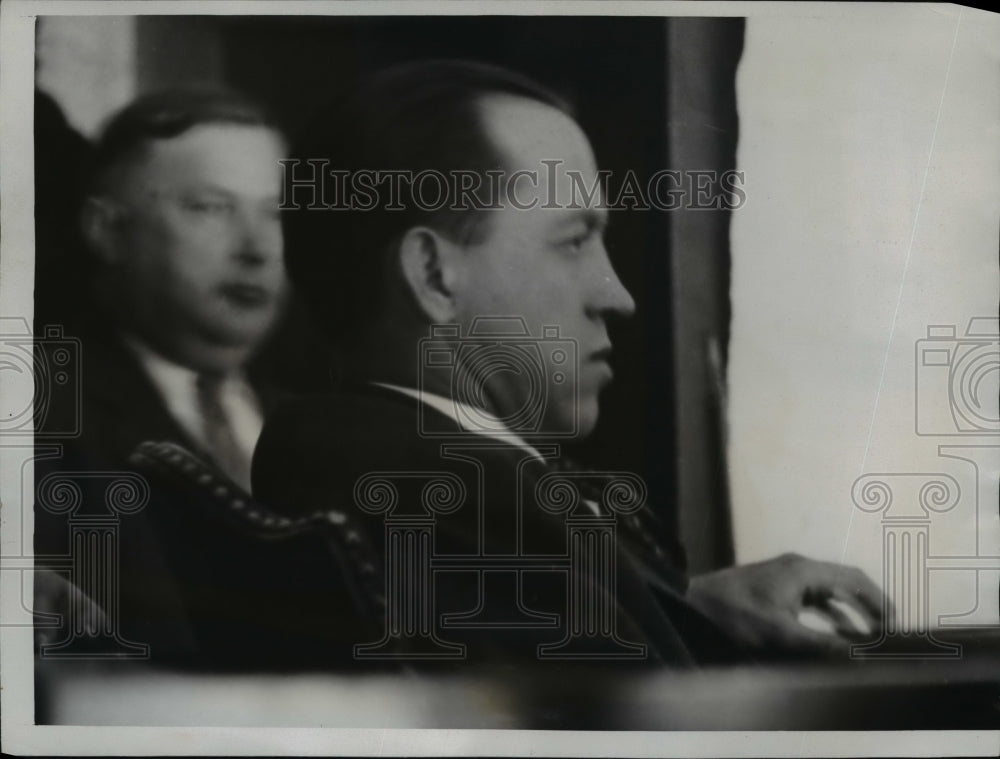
[70,89,288,487]
[34,89,294,662]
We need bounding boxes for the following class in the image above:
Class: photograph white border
[2,1,997,755]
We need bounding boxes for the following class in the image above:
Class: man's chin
[540,398,598,442]
[202,315,277,350]
[154,321,272,372]
[574,408,599,441]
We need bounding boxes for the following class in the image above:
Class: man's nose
[233,208,282,266]
[588,247,636,320]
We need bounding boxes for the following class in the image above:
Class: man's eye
[562,232,592,252]
[183,199,232,215]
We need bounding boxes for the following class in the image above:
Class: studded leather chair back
[128,440,386,626]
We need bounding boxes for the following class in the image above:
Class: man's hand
[34,569,107,651]
[687,553,888,658]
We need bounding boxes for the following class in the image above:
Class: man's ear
[397,226,463,324]
[79,196,125,265]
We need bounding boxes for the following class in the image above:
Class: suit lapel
[80,330,207,464]
[338,383,741,664]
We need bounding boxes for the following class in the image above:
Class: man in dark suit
[34,90,297,663]
[253,60,885,668]
[69,89,289,486]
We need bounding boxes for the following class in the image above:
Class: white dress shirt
[373,382,603,518]
[123,336,263,482]
[373,381,545,462]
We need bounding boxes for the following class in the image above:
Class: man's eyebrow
[178,183,237,198]
[554,208,608,232]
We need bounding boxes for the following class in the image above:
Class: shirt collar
[372,382,545,462]
[121,334,262,466]
[122,334,246,389]
[122,334,200,394]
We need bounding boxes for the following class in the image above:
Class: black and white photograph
[1,1,998,755]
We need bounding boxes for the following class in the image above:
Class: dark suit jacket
[252,383,748,671]
[33,319,334,668]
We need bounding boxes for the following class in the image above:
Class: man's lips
[218,283,271,307]
[590,346,614,363]
[589,347,615,380]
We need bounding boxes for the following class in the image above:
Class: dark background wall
[666,17,744,570]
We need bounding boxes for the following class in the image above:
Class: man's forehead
[474,94,605,217]
[122,124,284,191]
[145,124,282,165]
[477,93,595,172]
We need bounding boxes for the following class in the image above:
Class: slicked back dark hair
[87,87,282,194]
[282,59,572,352]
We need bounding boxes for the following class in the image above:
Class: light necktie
[195,373,253,492]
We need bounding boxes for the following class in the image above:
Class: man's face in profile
[452,95,635,439]
[107,124,288,362]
